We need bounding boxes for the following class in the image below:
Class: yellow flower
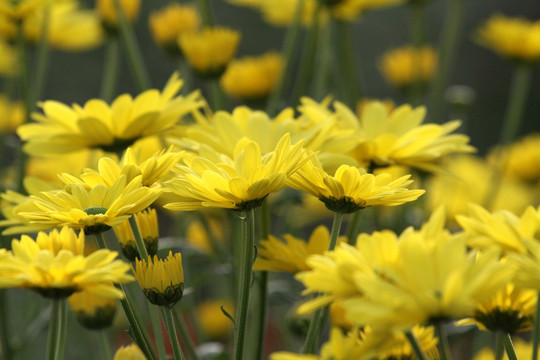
[113,208,159,261]
[379,45,437,89]
[489,134,540,183]
[179,27,241,78]
[185,214,225,254]
[17,73,203,155]
[0,96,24,134]
[0,40,17,76]
[475,14,540,62]
[26,151,96,185]
[330,0,403,22]
[507,237,540,291]
[0,227,133,298]
[228,0,321,27]
[97,0,140,31]
[68,289,117,329]
[132,251,184,308]
[473,338,539,360]
[18,174,161,234]
[220,52,284,101]
[253,225,345,273]
[113,344,146,360]
[196,299,235,339]
[164,134,312,211]
[0,0,50,19]
[288,160,424,213]
[149,3,200,55]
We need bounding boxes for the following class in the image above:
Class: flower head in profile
[0,227,133,299]
[0,0,50,19]
[379,45,437,90]
[17,73,203,156]
[68,289,117,330]
[113,344,146,360]
[0,96,24,134]
[164,134,312,211]
[221,52,284,101]
[113,208,159,261]
[475,14,540,62]
[179,27,241,78]
[132,251,184,308]
[488,134,540,183]
[288,160,424,213]
[97,0,140,33]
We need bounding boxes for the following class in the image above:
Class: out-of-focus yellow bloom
[489,134,540,183]
[68,289,117,329]
[97,0,140,31]
[197,299,234,339]
[288,160,424,213]
[149,3,200,55]
[18,73,203,155]
[0,41,17,76]
[379,45,437,89]
[113,344,146,360]
[473,339,538,360]
[331,0,403,22]
[475,14,540,62]
[0,227,133,298]
[164,134,312,211]
[220,52,284,101]
[113,208,159,261]
[186,215,225,254]
[0,0,49,19]
[26,151,97,185]
[254,225,345,273]
[132,251,184,307]
[0,96,24,134]
[179,27,240,78]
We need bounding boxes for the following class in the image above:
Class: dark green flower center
[143,283,184,308]
[320,196,364,214]
[98,137,137,154]
[74,305,116,330]
[475,308,532,333]
[83,207,111,235]
[32,286,77,299]
[235,196,268,211]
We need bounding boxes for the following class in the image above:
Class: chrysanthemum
[17,73,203,155]
[132,251,184,308]
[220,52,284,101]
[197,299,235,340]
[149,3,200,55]
[113,344,146,360]
[288,160,424,213]
[164,134,312,211]
[473,338,539,360]
[113,208,159,261]
[0,96,24,134]
[253,225,345,273]
[97,0,140,30]
[0,0,50,19]
[379,45,437,90]
[0,227,133,298]
[488,134,540,183]
[68,289,117,329]
[475,14,540,62]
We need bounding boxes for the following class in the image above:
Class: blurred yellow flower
[68,288,117,329]
[26,151,97,185]
[0,96,24,134]
[113,344,146,360]
[0,0,50,19]
[132,251,184,307]
[475,14,540,62]
[220,52,284,101]
[18,73,203,155]
[149,3,200,55]
[0,227,133,298]
[473,338,539,360]
[379,45,437,89]
[196,299,235,339]
[228,0,321,27]
[97,0,140,31]
[0,41,17,76]
[185,214,225,254]
[179,27,240,78]
[489,134,540,183]
[113,208,159,261]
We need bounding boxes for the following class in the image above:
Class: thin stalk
[531,291,540,360]
[266,0,305,115]
[335,20,362,107]
[96,331,113,360]
[172,310,200,360]
[46,299,67,360]
[405,330,428,360]
[494,331,504,360]
[435,321,452,360]
[312,18,332,101]
[112,0,151,91]
[233,209,256,360]
[503,333,518,360]
[301,212,344,354]
[428,0,466,123]
[160,307,186,360]
[196,0,213,27]
[408,1,426,106]
[0,290,11,360]
[209,80,227,111]
[178,59,191,94]
[129,215,149,259]
[33,4,51,103]
[499,64,532,145]
[345,211,361,245]
[100,38,120,102]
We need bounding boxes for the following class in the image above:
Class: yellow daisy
[17,73,204,156]
[0,227,133,298]
[113,208,159,261]
[97,0,140,31]
[379,45,437,90]
[149,3,200,55]
[113,344,146,360]
[0,95,24,134]
[488,134,540,183]
[68,288,117,329]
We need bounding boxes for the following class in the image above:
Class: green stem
[335,20,362,107]
[503,333,518,360]
[172,311,200,360]
[196,0,213,27]
[408,1,426,106]
[266,0,305,115]
[160,307,186,360]
[46,299,67,360]
[301,212,344,354]
[427,0,466,123]
[112,0,151,91]
[531,291,540,360]
[405,330,428,360]
[494,331,504,360]
[33,4,51,103]
[435,321,452,360]
[233,209,256,360]
[499,64,532,145]
[0,290,11,360]
[100,38,120,102]
[312,18,332,101]
[129,215,149,260]
[209,80,227,111]
[96,331,113,360]
[345,211,361,245]
[178,58,191,95]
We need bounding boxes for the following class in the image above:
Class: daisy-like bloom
[197,299,235,340]
[113,208,159,261]
[288,159,424,213]
[113,344,146,360]
[17,73,203,156]
[0,227,133,299]
[132,251,184,308]
[253,225,345,273]
[227,0,322,27]
[149,3,200,56]
[488,134,540,183]
[0,41,17,76]
[68,289,117,330]
[164,133,312,211]
[97,0,140,32]
[178,27,241,78]
[0,96,24,134]
[220,52,284,101]
[0,0,50,19]
[379,45,437,91]
[475,14,540,62]
[185,214,225,254]
[18,174,161,235]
